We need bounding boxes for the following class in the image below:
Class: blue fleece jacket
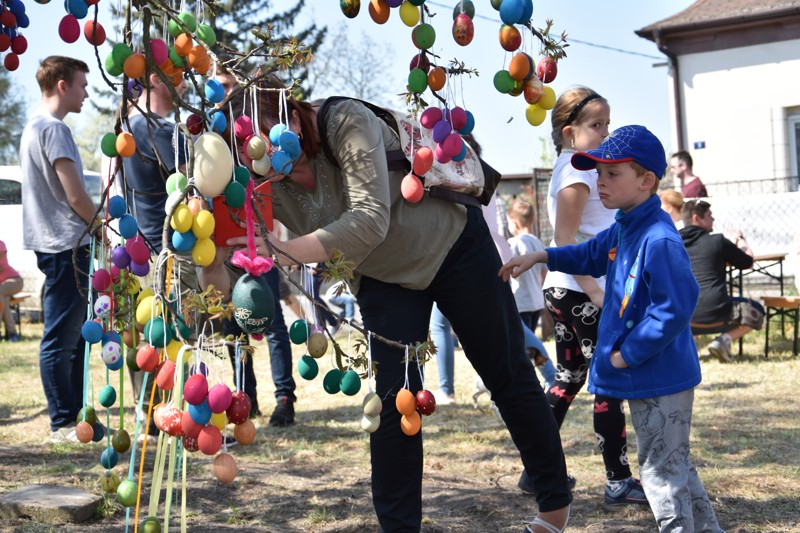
[546,194,702,400]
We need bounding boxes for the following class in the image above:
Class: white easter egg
[193,132,234,198]
[94,294,112,319]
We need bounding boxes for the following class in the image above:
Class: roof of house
[638,0,800,35]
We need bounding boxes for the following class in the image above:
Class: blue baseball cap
[571,125,667,179]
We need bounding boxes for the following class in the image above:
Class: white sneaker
[708,335,733,363]
[50,424,79,444]
[433,390,455,405]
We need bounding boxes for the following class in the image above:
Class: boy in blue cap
[500,125,723,532]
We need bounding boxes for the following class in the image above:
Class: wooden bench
[762,296,799,358]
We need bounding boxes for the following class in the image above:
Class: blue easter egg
[7,0,25,17]
[270,150,293,175]
[16,12,29,28]
[499,0,523,25]
[269,124,287,147]
[118,214,138,239]
[517,0,533,23]
[98,385,117,408]
[279,130,301,160]
[458,111,475,135]
[106,355,125,371]
[204,79,225,104]
[81,320,103,344]
[100,447,119,468]
[452,142,468,162]
[208,110,227,133]
[101,330,122,346]
[188,400,212,425]
[171,229,196,252]
[108,195,126,219]
[64,0,88,19]
[91,421,106,442]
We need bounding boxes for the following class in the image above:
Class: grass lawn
[0,321,798,532]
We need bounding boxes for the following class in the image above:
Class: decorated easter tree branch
[524,19,569,60]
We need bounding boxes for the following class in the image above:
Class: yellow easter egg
[170,203,193,233]
[210,411,228,431]
[136,295,163,326]
[246,136,267,160]
[165,339,183,362]
[192,237,216,267]
[537,85,556,110]
[399,1,420,26]
[193,132,234,198]
[127,275,140,295]
[192,210,215,239]
[307,331,328,358]
[525,104,547,126]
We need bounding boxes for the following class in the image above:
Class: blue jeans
[328,291,356,320]
[36,246,90,431]
[522,321,556,391]
[358,207,570,532]
[226,267,296,402]
[429,303,455,395]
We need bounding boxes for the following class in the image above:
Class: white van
[0,165,103,319]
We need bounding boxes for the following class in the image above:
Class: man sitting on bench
[679,200,764,362]
[0,240,23,342]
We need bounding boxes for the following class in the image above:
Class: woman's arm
[553,183,605,308]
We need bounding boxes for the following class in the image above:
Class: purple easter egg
[432,119,452,144]
[111,245,131,268]
[130,261,150,277]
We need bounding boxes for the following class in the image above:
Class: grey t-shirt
[20,109,89,253]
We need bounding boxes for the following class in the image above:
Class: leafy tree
[306,23,400,108]
[0,69,27,164]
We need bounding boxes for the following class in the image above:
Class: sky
[8,0,696,174]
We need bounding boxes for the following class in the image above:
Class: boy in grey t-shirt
[20,56,96,444]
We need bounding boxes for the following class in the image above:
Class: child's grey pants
[630,389,724,532]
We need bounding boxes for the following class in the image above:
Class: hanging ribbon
[230,179,274,276]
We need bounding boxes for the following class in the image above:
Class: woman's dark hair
[224,74,320,160]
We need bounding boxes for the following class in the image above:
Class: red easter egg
[0,11,16,27]
[181,410,203,439]
[415,389,436,416]
[163,406,184,437]
[207,383,233,413]
[197,425,222,455]
[76,420,94,443]
[10,35,27,55]
[186,113,204,135]
[59,15,81,44]
[183,435,199,452]
[234,116,253,140]
[0,35,11,53]
[136,344,160,372]
[3,53,19,71]
[183,374,209,405]
[449,107,467,131]
[401,174,424,203]
[226,391,251,425]
[412,147,434,176]
[155,359,176,390]
[537,57,558,83]
[452,13,474,46]
[83,20,106,46]
[409,53,429,73]
[153,402,168,431]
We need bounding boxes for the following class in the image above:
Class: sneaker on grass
[269,396,295,427]
[708,334,734,363]
[50,423,79,444]
[604,477,648,511]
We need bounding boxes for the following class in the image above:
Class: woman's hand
[610,350,628,369]
[225,233,271,257]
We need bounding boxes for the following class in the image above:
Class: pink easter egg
[109,265,121,282]
[449,106,468,131]
[413,146,434,176]
[434,143,452,164]
[148,38,169,66]
[441,133,464,158]
[59,15,80,44]
[401,174,424,203]
[125,235,150,264]
[207,383,233,413]
[91,269,111,291]
[420,107,443,130]
[234,116,253,140]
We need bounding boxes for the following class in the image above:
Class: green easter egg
[408,0,425,5]
[289,319,308,344]
[233,165,251,187]
[98,385,117,408]
[101,132,118,157]
[77,405,97,426]
[175,314,193,341]
[412,23,436,50]
[112,428,131,453]
[126,348,140,372]
[339,369,361,396]
[104,53,123,77]
[224,181,246,209]
[298,354,319,380]
[232,274,276,335]
[408,68,428,94]
[141,516,162,533]
[167,18,182,38]
[196,24,216,47]
[168,47,185,69]
[144,317,172,348]
[166,172,187,194]
[110,43,133,68]
[322,369,343,394]
[493,70,514,94]
[490,0,502,10]
[177,12,197,33]
[116,479,138,508]
[453,0,474,19]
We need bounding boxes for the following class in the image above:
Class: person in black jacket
[679,200,764,362]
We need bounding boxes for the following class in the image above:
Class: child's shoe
[604,477,649,511]
[7,333,21,342]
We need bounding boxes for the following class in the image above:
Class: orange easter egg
[233,419,256,445]
[116,132,136,158]
[395,388,417,416]
[427,67,446,91]
[508,53,532,81]
[212,452,237,484]
[123,52,146,79]
[174,33,193,57]
[368,0,390,24]
[76,420,94,443]
[400,411,421,436]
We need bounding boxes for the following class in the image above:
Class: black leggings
[544,287,632,481]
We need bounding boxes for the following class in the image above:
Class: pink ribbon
[230,179,274,277]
